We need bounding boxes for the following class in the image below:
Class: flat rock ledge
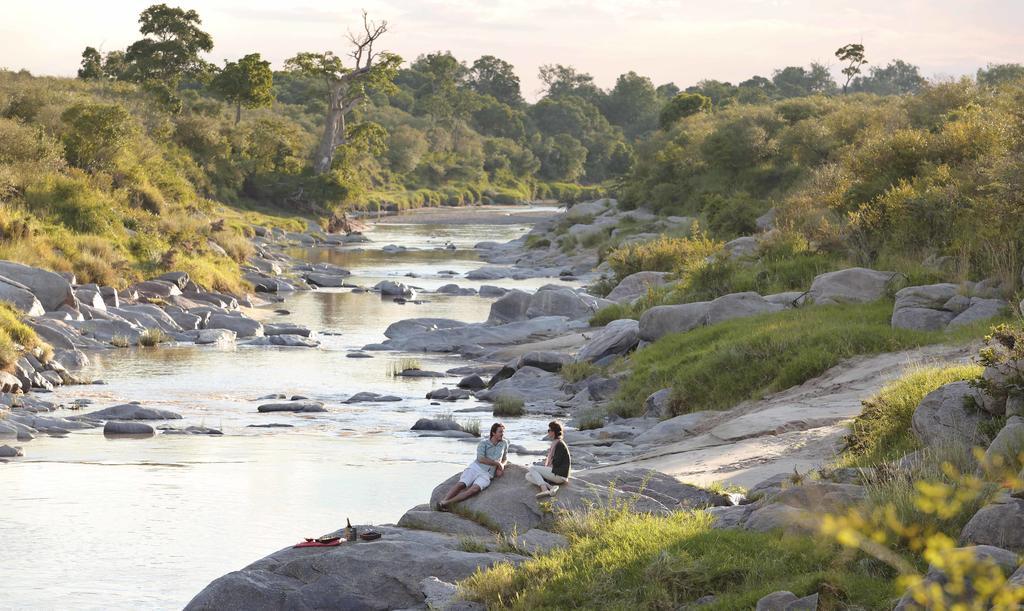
[184,525,524,611]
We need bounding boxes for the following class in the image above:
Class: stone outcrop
[638,292,783,342]
[0,261,75,311]
[807,267,895,305]
[604,271,669,304]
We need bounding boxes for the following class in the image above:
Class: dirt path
[594,342,978,489]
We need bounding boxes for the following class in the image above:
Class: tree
[659,92,711,129]
[469,55,522,106]
[656,83,680,100]
[122,4,214,111]
[772,63,836,98]
[977,63,1024,88]
[603,71,661,139]
[851,59,925,95]
[78,47,104,79]
[538,64,603,103]
[836,43,867,93]
[685,79,737,107]
[404,52,478,121]
[60,103,136,172]
[210,53,274,124]
[285,12,402,175]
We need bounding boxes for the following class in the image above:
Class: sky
[2,0,1022,99]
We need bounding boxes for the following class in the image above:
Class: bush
[139,328,170,347]
[23,174,121,235]
[606,232,721,280]
[560,361,601,383]
[492,396,525,417]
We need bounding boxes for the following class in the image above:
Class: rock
[257,401,327,413]
[0,262,75,311]
[705,292,784,325]
[0,444,23,457]
[381,317,580,353]
[605,271,670,304]
[487,290,532,324]
[196,328,237,345]
[478,285,508,298]
[517,351,571,373]
[763,291,805,308]
[756,209,776,232]
[420,577,459,610]
[84,403,182,420]
[304,273,350,288]
[949,298,1008,328]
[476,366,569,406]
[565,199,611,221]
[576,469,729,509]
[346,352,371,359]
[643,388,673,418]
[894,283,960,310]
[374,280,413,297]
[708,505,751,529]
[52,349,89,371]
[744,503,812,534]
[184,526,524,611]
[103,421,156,436]
[436,284,477,296]
[769,482,866,513]
[397,507,494,537]
[526,288,595,321]
[133,280,182,298]
[206,313,264,338]
[892,307,956,331]
[638,301,711,342]
[577,319,639,363]
[344,392,402,404]
[755,591,798,611]
[512,529,569,555]
[632,411,715,445]
[807,267,895,305]
[243,335,320,348]
[960,496,1024,553]
[425,388,471,401]
[458,375,486,391]
[723,236,758,258]
[0,371,23,393]
[159,426,223,435]
[984,416,1024,467]
[429,464,669,535]
[0,275,45,315]
[384,318,467,340]
[893,545,1019,610]
[411,417,465,432]
[911,381,989,449]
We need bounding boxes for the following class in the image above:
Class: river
[0,206,564,610]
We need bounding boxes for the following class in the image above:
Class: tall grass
[613,301,992,418]
[492,396,525,417]
[0,302,51,369]
[388,358,422,377]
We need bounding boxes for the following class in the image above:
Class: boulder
[959,496,1024,553]
[52,349,89,371]
[0,275,45,315]
[604,271,670,304]
[517,351,571,373]
[206,314,264,338]
[133,280,182,298]
[195,328,237,345]
[564,199,611,221]
[420,577,459,610]
[436,284,477,296]
[385,319,467,340]
[184,525,525,611]
[458,375,486,391]
[638,302,711,342]
[478,285,508,298]
[476,366,569,405]
[0,262,75,311]
[84,403,182,420]
[397,507,494,538]
[243,335,320,348]
[807,267,895,305]
[705,292,783,326]
[526,288,595,321]
[486,290,532,324]
[411,417,465,432]
[723,236,758,258]
[756,591,817,610]
[893,545,1019,610]
[157,271,191,289]
[632,411,715,445]
[344,392,402,404]
[576,319,639,363]
[984,416,1024,467]
[949,298,1008,328]
[0,371,23,393]
[894,283,960,310]
[103,421,155,436]
[892,307,956,331]
[257,401,327,413]
[575,469,729,509]
[0,444,23,458]
[304,273,349,288]
[425,388,471,401]
[374,281,413,297]
[755,209,776,232]
[743,503,812,534]
[643,388,673,419]
[911,381,989,449]
[512,529,569,556]
[429,464,670,535]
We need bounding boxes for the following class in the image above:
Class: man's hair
[548,421,563,439]
[489,422,504,438]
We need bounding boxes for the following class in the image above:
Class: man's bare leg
[438,483,467,509]
[442,484,481,507]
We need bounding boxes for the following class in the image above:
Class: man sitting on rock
[437,422,508,510]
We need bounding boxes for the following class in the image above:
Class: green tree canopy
[851,60,925,95]
[976,63,1024,88]
[60,103,136,172]
[78,47,104,80]
[659,92,711,129]
[210,53,274,124]
[603,71,660,139]
[469,55,522,106]
[836,43,867,93]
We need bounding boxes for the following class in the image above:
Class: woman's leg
[533,465,567,485]
[525,465,548,490]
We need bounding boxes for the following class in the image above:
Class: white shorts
[459,463,492,490]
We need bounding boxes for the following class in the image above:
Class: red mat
[293,540,342,548]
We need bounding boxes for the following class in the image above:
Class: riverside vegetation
[5,4,1024,608]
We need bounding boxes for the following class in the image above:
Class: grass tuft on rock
[138,328,170,347]
[560,361,601,383]
[459,508,895,609]
[388,358,422,377]
[493,396,525,417]
[0,302,51,369]
[838,363,983,468]
[613,301,996,418]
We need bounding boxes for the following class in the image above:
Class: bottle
[345,518,353,541]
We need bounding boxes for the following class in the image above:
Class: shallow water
[0,207,565,610]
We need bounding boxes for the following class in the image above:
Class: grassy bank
[461,507,895,609]
[0,302,50,369]
[613,301,995,418]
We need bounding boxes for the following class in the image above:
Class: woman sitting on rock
[526,421,570,497]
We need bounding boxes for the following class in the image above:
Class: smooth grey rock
[159,425,223,435]
[411,417,465,432]
[911,381,989,449]
[705,292,784,325]
[374,280,413,297]
[263,324,312,337]
[632,411,715,445]
[133,280,182,298]
[52,349,89,371]
[770,482,866,513]
[892,306,956,331]
[103,421,155,436]
[605,271,669,304]
[304,273,349,288]
[513,529,569,555]
[763,291,805,308]
[643,388,673,419]
[429,464,669,535]
[0,275,45,315]
[206,314,264,338]
[708,505,751,529]
[84,404,182,420]
[0,262,75,311]
[807,267,895,305]
[195,328,236,345]
[478,285,508,298]
[724,236,758,258]
[257,401,327,413]
[384,318,467,340]
[526,288,596,321]
[575,469,729,509]
[243,335,320,348]
[517,351,571,373]
[949,298,1007,328]
[565,199,611,220]
[476,366,569,405]
[157,271,191,289]
[345,392,402,404]
[894,283,959,310]
[436,284,477,296]
[755,591,798,611]
[959,496,1024,553]
[744,503,812,534]
[0,444,23,457]
[397,508,493,537]
[756,208,776,232]
[984,416,1024,467]
[577,319,639,363]
[487,289,531,324]
[638,302,711,342]
[458,375,486,391]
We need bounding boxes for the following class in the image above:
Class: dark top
[551,439,571,478]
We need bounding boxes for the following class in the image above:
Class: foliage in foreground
[460,507,894,610]
[613,301,992,418]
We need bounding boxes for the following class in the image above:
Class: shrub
[605,231,721,280]
[60,102,136,172]
[23,174,121,235]
[561,361,600,383]
[492,396,525,417]
[0,302,50,368]
[139,328,170,347]
[576,411,604,431]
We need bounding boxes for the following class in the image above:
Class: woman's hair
[548,421,563,439]
[490,422,504,438]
